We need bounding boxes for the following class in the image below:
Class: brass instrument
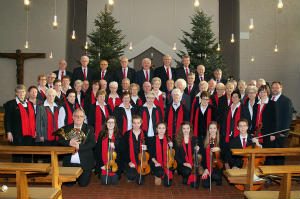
[55,128,88,143]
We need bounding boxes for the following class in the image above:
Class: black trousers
[202,167,222,188]
[12,136,34,163]
[150,162,172,187]
[178,165,200,187]
[125,165,145,185]
[99,173,118,185]
[65,163,92,187]
[263,137,286,165]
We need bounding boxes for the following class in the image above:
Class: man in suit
[135,58,154,88]
[175,55,194,81]
[94,60,113,84]
[57,108,95,187]
[195,65,209,86]
[72,56,95,83]
[140,81,152,104]
[208,79,216,96]
[46,72,56,88]
[53,59,73,80]
[115,57,135,85]
[270,81,293,165]
[213,68,227,85]
[154,55,176,92]
[184,72,198,102]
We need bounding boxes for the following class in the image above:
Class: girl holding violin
[201,121,222,188]
[149,122,175,187]
[95,116,121,185]
[123,115,149,185]
[175,121,201,188]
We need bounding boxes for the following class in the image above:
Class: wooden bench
[0,113,5,141]
[0,162,61,199]
[227,148,300,191]
[0,146,82,199]
[244,165,300,199]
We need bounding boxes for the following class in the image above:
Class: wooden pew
[0,162,61,199]
[244,165,300,199]
[0,146,83,199]
[225,148,300,191]
[0,113,5,142]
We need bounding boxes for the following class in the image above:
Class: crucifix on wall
[0,49,46,84]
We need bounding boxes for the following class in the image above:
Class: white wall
[240,0,300,113]
[0,0,67,106]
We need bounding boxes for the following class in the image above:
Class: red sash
[214,94,219,107]
[167,105,183,139]
[107,97,122,112]
[255,103,266,143]
[101,134,116,176]
[40,90,46,100]
[225,105,241,143]
[156,135,173,179]
[91,92,96,105]
[190,97,198,125]
[154,94,164,119]
[17,101,35,137]
[65,103,79,125]
[129,130,144,168]
[183,138,194,184]
[193,106,211,137]
[46,108,58,141]
[122,115,127,136]
[142,108,159,132]
[95,105,109,141]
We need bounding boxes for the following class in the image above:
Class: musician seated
[57,109,96,187]
[123,115,148,185]
[174,122,201,188]
[201,121,222,188]
[149,122,174,187]
[95,116,121,185]
[228,119,261,169]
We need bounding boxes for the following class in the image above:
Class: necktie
[123,68,126,78]
[188,85,191,94]
[185,68,189,77]
[166,67,170,79]
[271,96,275,101]
[242,138,246,149]
[167,92,170,99]
[83,68,87,80]
[217,79,220,84]
[146,70,149,82]
[101,71,104,80]
[50,85,52,88]
[61,71,64,79]
[201,76,203,81]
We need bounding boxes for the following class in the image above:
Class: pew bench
[0,146,82,199]
[0,162,61,199]
[226,148,300,191]
[244,165,300,199]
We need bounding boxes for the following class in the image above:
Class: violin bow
[139,146,143,185]
[167,144,170,185]
[106,139,110,185]
[254,129,290,139]
[209,139,212,191]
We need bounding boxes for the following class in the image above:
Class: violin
[137,139,151,175]
[210,139,223,169]
[166,136,177,170]
[192,139,202,175]
[105,140,118,173]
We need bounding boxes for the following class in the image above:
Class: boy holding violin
[228,118,261,169]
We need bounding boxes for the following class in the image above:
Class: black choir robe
[87,104,112,129]
[113,106,138,135]
[243,97,259,135]
[138,105,163,137]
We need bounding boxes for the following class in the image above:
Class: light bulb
[274,44,279,52]
[249,18,254,30]
[277,0,283,8]
[230,33,235,43]
[108,0,114,6]
[24,40,29,49]
[49,51,53,59]
[71,30,76,40]
[216,43,221,51]
[84,41,88,50]
[129,42,133,50]
[24,0,30,6]
[1,185,8,192]
[250,56,255,62]
[194,0,200,7]
[172,43,177,51]
[52,15,58,27]
[98,52,101,57]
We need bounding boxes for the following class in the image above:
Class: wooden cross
[0,49,46,84]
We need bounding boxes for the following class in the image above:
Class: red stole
[95,105,109,141]
[142,108,159,132]
[167,105,183,139]
[225,105,241,143]
[91,92,96,105]
[81,97,85,109]
[138,99,143,106]
[243,96,249,104]
[17,101,35,137]
[122,115,127,135]
[107,97,122,112]
[65,102,79,125]
[62,93,68,105]
[156,135,173,179]
[193,106,211,137]
[129,130,144,168]
[183,138,194,184]
[46,108,58,141]
[154,94,164,119]
[255,103,266,143]
[214,94,219,107]
[40,90,46,100]
[101,134,116,176]
[202,140,214,180]
[190,97,198,125]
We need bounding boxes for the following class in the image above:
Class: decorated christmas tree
[177,10,227,79]
[87,5,128,72]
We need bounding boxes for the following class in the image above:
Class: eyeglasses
[74,115,84,118]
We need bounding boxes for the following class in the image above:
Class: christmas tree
[177,10,227,79]
[87,5,128,72]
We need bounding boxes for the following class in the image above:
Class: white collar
[96,101,106,106]
[143,103,156,108]
[258,98,269,105]
[109,93,119,98]
[44,100,57,107]
[74,124,82,129]
[16,97,27,104]
[119,103,132,109]
[231,102,241,109]
[240,134,248,139]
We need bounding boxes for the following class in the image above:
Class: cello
[137,138,150,184]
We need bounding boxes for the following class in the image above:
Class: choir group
[4,54,293,188]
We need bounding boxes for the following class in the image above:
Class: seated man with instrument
[228,118,261,169]
[57,108,96,187]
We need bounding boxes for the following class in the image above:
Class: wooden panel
[0,163,50,173]
[244,191,300,199]
[0,187,61,199]
[0,146,75,155]
[259,165,300,175]
[231,148,300,156]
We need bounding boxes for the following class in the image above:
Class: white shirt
[172,102,180,111]
[44,100,57,113]
[120,103,133,131]
[183,66,190,74]
[200,104,208,115]
[131,96,139,104]
[248,101,255,120]
[109,94,119,106]
[96,101,107,117]
[58,70,66,80]
[70,124,82,164]
[77,93,81,106]
[240,134,248,147]
[231,102,241,118]
[143,69,150,79]
[100,70,107,78]
[164,65,172,79]
[82,66,88,77]
[122,67,128,77]
[198,75,204,81]
[257,98,269,121]
[38,85,47,94]
[271,93,281,102]
[16,97,28,108]
[143,103,156,137]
